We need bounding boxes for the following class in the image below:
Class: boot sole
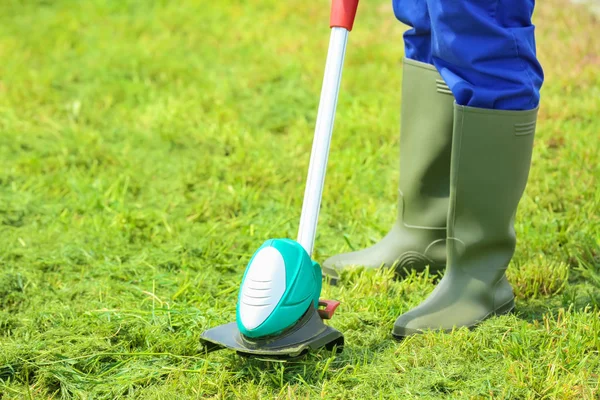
[391,297,515,339]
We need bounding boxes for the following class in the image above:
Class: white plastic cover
[238,247,286,330]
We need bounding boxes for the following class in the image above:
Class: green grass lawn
[1,0,599,398]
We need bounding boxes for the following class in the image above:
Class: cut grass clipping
[1,0,599,398]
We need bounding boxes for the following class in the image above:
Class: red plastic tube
[330,0,359,31]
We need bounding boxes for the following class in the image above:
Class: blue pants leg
[393,0,433,64]
[393,0,544,110]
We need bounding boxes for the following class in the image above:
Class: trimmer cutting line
[200,0,360,358]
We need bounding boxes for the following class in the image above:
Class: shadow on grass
[516,279,600,323]
[221,341,395,389]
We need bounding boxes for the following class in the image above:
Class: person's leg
[393,0,543,336]
[393,0,433,64]
[428,0,544,110]
[323,1,454,281]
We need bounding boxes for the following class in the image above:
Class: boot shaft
[448,105,538,281]
[398,58,454,228]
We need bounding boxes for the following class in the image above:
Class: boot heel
[494,298,515,316]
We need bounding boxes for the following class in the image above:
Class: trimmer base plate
[200,308,344,358]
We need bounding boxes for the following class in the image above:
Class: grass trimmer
[200,0,359,358]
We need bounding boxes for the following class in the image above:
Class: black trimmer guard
[200,305,344,359]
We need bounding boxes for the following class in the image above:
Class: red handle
[318,299,341,320]
[330,0,359,31]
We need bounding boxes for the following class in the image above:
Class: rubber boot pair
[324,58,538,336]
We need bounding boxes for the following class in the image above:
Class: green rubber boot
[392,104,538,338]
[323,58,454,281]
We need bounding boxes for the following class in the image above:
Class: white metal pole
[297,27,349,255]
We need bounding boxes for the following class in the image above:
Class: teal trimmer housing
[236,239,322,338]
[199,239,343,358]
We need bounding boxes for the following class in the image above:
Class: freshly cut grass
[0,0,599,398]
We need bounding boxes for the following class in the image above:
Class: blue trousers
[393,0,544,110]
